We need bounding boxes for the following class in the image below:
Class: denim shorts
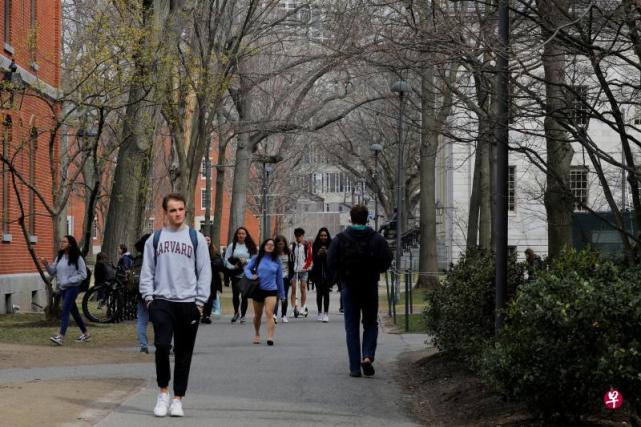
[291,271,308,283]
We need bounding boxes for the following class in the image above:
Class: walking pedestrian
[524,248,545,282]
[41,235,91,346]
[139,193,212,417]
[311,227,333,323]
[244,239,285,345]
[117,244,134,270]
[201,235,224,324]
[224,227,257,323]
[274,235,291,323]
[133,233,151,353]
[328,205,392,378]
[290,228,313,318]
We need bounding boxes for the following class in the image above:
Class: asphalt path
[0,290,427,426]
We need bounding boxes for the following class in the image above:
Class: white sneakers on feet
[49,335,63,346]
[169,398,184,417]
[317,313,323,322]
[322,313,329,323]
[154,392,170,417]
[281,315,289,323]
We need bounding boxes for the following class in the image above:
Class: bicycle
[82,266,139,323]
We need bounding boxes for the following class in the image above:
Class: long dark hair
[57,235,81,269]
[257,238,278,262]
[233,226,257,255]
[313,227,332,253]
[274,235,289,255]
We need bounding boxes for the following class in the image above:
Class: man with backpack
[327,205,392,378]
[139,193,211,417]
[289,228,313,318]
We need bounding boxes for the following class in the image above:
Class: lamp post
[391,79,410,331]
[495,0,510,333]
[203,139,212,237]
[370,143,383,231]
[262,163,273,241]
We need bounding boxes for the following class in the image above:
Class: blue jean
[137,299,149,348]
[341,283,379,373]
[60,286,87,336]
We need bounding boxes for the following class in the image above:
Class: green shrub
[481,248,641,420]
[424,249,525,363]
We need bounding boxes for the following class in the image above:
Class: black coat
[327,226,393,285]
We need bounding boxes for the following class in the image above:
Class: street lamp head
[370,143,383,153]
[391,80,410,95]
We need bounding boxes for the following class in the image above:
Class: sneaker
[49,335,63,346]
[140,346,149,354]
[350,371,362,378]
[273,314,278,324]
[169,398,184,417]
[75,333,91,342]
[154,392,170,417]
[317,313,323,322]
[302,306,309,317]
[281,315,288,323]
[322,313,329,323]
[231,313,240,323]
[293,307,299,318]
[201,317,212,324]
[239,316,246,324]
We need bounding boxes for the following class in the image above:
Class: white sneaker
[302,306,309,317]
[281,315,288,323]
[273,314,278,324]
[317,313,323,322]
[323,313,329,323]
[153,392,170,417]
[169,398,184,417]
[49,335,63,346]
[239,316,246,324]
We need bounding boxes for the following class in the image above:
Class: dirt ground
[398,350,536,427]
[0,378,144,427]
[0,342,150,369]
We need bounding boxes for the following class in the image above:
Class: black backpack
[79,266,92,292]
[125,256,144,293]
[340,233,377,282]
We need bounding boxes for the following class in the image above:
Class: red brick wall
[0,0,61,274]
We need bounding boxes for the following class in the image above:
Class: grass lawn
[392,314,426,333]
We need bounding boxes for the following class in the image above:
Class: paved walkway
[0,291,427,426]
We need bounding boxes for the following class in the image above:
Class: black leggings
[316,282,330,313]
[277,278,290,317]
[231,277,248,317]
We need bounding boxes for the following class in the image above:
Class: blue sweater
[244,255,285,299]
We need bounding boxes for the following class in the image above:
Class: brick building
[0,0,62,313]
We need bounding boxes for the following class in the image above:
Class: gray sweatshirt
[46,254,87,290]
[224,242,252,278]
[139,226,212,306]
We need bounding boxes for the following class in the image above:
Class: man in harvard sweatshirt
[139,193,212,418]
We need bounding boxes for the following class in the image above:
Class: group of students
[42,192,393,418]
[223,225,339,326]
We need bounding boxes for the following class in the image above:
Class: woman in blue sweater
[244,239,285,346]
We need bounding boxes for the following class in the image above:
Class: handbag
[239,276,259,299]
[239,254,263,298]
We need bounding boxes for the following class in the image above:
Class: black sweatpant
[231,276,248,316]
[149,299,200,397]
[316,281,330,313]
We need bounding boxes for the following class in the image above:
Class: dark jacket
[211,253,224,293]
[327,226,393,285]
[310,240,331,285]
[94,260,114,286]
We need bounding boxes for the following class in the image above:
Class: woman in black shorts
[244,239,285,345]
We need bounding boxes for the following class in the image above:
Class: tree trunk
[479,133,492,249]
[466,143,482,249]
[418,65,439,289]
[229,132,251,243]
[212,114,228,247]
[538,0,574,259]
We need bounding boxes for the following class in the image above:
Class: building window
[201,188,207,210]
[28,128,37,235]
[570,165,589,211]
[66,216,74,236]
[3,0,11,45]
[508,165,516,212]
[92,217,98,240]
[2,116,11,236]
[145,217,155,233]
[568,85,589,126]
[201,157,208,178]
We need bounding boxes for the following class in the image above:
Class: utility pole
[495,0,510,333]
[204,138,212,237]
